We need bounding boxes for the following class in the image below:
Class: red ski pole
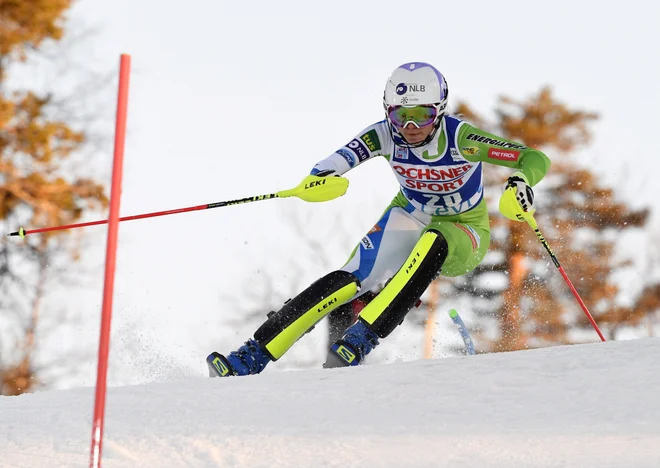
[516,205,606,342]
[6,194,279,238]
[6,174,349,238]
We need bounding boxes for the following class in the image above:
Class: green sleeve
[456,122,551,186]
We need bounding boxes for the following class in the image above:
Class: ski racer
[207,61,550,376]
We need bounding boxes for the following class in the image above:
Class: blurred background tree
[421,87,656,353]
[0,0,108,395]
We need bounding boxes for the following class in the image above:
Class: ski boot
[324,320,380,368]
[207,339,271,377]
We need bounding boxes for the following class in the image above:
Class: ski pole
[6,175,347,238]
[509,191,606,342]
[7,193,279,238]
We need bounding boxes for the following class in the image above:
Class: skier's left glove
[499,172,535,222]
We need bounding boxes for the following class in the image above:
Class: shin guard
[359,230,448,338]
[254,270,359,360]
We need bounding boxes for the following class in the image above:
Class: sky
[2,337,659,467]
[3,0,660,388]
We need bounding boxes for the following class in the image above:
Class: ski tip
[448,309,458,318]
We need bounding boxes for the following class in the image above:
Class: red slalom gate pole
[89,54,131,468]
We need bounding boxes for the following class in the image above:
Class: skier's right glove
[499,172,535,222]
[279,172,349,203]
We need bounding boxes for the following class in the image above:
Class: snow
[2,338,659,468]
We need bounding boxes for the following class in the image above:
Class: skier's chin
[400,127,432,145]
[403,133,426,145]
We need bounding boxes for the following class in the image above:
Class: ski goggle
[387,105,439,128]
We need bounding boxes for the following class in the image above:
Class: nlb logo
[360,236,374,250]
[395,82,426,95]
[346,139,370,162]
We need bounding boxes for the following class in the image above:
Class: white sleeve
[310,121,391,176]
[311,153,352,176]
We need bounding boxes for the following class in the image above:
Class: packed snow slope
[1,338,659,468]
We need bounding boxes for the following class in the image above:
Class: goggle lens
[388,105,438,128]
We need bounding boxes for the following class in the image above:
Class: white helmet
[383,62,449,147]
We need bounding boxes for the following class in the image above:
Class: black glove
[506,172,534,212]
[314,169,339,177]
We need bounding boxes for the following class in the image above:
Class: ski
[448,309,476,355]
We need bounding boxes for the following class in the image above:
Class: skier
[207,61,550,377]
